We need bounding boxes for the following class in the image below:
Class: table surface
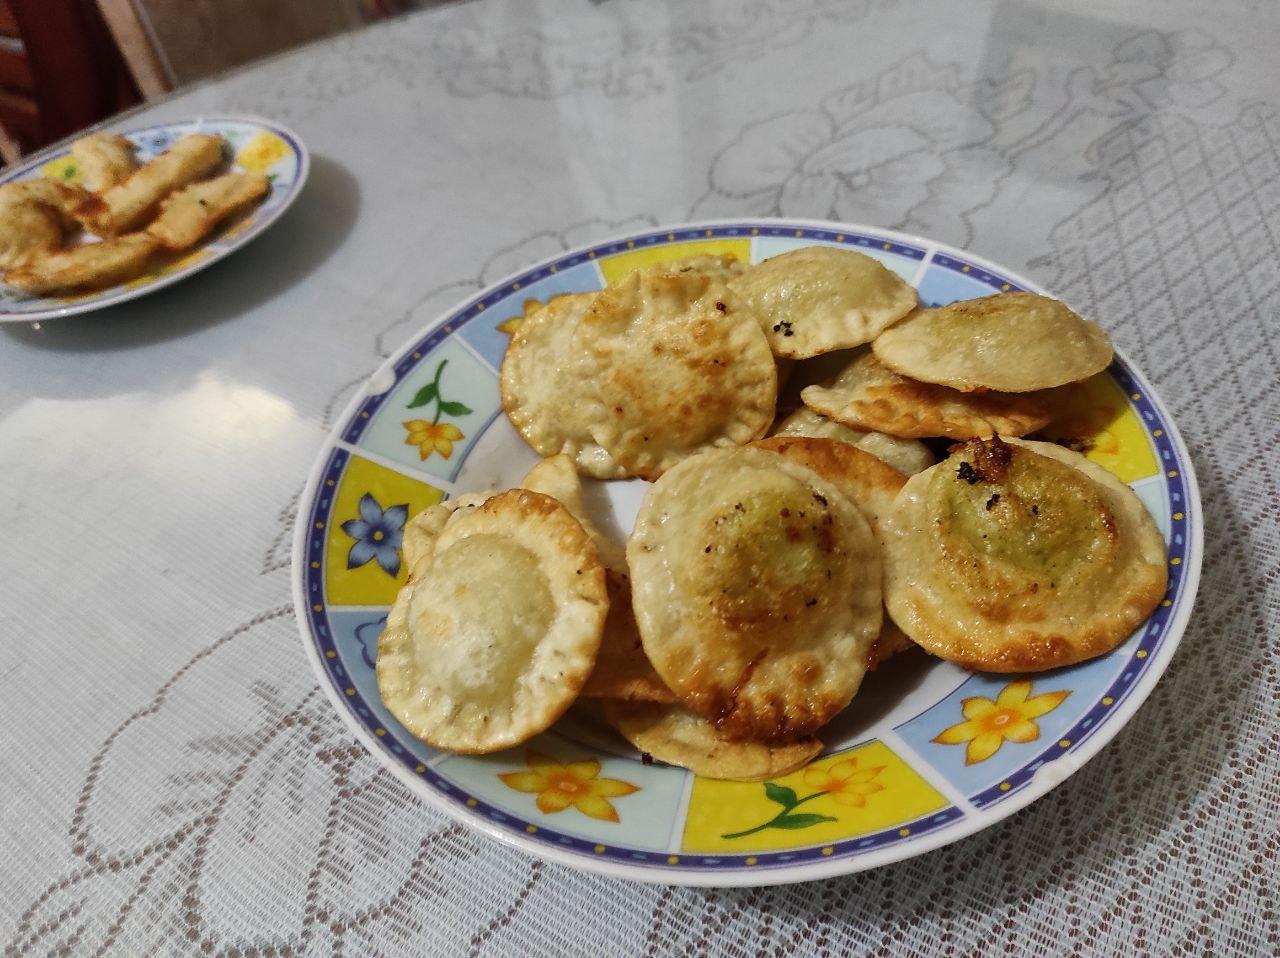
[2,1,1277,954]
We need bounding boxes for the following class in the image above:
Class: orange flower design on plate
[497,297,557,336]
[403,420,463,460]
[401,358,471,460]
[934,680,1070,765]
[499,751,639,822]
[802,757,885,808]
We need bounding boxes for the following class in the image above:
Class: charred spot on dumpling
[730,247,918,359]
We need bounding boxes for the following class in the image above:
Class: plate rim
[291,216,1204,887]
[0,113,310,323]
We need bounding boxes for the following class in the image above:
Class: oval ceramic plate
[292,220,1201,887]
[0,115,308,322]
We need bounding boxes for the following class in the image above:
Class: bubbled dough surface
[574,262,776,480]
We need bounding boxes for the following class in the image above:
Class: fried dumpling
[872,292,1113,393]
[728,246,917,359]
[602,700,821,781]
[752,435,917,669]
[0,201,64,270]
[0,178,88,230]
[574,260,776,480]
[377,489,608,753]
[519,455,674,703]
[770,405,934,476]
[801,349,1052,440]
[3,234,158,295]
[882,436,1167,672]
[628,446,881,743]
[500,292,620,474]
[75,133,225,236]
[147,170,270,250]
[70,133,139,191]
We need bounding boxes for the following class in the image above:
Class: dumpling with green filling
[882,436,1167,672]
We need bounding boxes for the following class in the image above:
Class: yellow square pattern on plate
[1041,372,1158,482]
[323,454,443,606]
[236,130,292,172]
[598,238,751,284]
[681,740,948,854]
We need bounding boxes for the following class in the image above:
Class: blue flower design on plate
[132,130,178,155]
[341,493,407,577]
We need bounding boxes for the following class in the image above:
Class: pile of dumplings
[0,132,268,295]
[376,247,1168,781]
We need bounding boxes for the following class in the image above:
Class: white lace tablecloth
[2,1,1276,954]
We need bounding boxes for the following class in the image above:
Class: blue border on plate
[303,223,1195,872]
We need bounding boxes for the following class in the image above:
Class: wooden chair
[0,0,435,165]
[0,0,139,163]
[97,0,418,94]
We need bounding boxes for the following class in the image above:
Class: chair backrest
[101,0,404,91]
[2,0,140,162]
[96,0,171,98]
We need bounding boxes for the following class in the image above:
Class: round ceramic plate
[0,115,308,322]
[292,220,1201,887]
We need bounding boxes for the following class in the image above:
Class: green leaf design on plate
[763,782,797,807]
[402,358,473,431]
[720,782,835,839]
[771,813,838,829]
[406,382,438,409]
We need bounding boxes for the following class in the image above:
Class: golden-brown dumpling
[729,246,917,359]
[769,405,934,475]
[872,292,1113,393]
[883,436,1167,672]
[0,202,64,270]
[602,700,821,781]
[574,260,776,480]
[628,446,881,743]
[801,349,1052,439]
[377,489,608,753]
[3,234,158,295]
[500,292,620,476]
